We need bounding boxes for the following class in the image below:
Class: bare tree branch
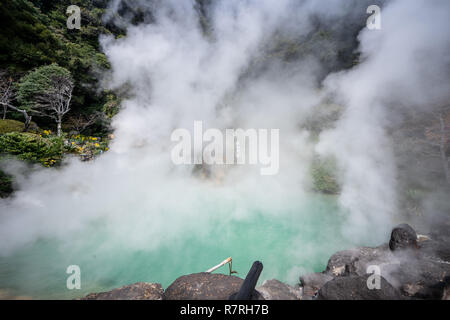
[34,76,74,137]
[0,102,32,131]
[0,71,16,120]
[66,112,103,134]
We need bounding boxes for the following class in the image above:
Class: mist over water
[1,194,350,299]
[1,0,450,299]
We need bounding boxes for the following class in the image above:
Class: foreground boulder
[299,272,333,299]
[316,275,403,300]
[81,282,164,300]
[389,224,418,251]
[256,279,302,300]
[299,222,450,300]
[325,245,392,278]
[165,273,252,300]
[387,257,450,299]
[300,245,393,299]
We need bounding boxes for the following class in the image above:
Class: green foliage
[0,132,65,167]
[0,169,13,198]
[311,157,340,195]
[0,119,26,134]
[0,0,119,134]
[67,134,110,160]
[17,63,72,110]
[103,93,121,118]
[0,0,60,70]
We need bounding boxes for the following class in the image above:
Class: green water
[0,194,354,299]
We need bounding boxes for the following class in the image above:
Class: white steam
[317,0,450,240]
[0,0,449,287]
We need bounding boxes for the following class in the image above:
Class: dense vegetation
[0,0,120,132]
[0,0,121,197]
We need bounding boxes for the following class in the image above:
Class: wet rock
[389,224,418,251]
[256,279,302,300]
[81,282,164,300]
[165,273,247,300]
[316,275,403,300]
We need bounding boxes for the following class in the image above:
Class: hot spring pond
[0,194,361,299]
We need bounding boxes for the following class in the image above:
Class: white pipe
[206,257,232,273]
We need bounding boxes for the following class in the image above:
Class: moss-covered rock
[0,119,25,134]
[0,119,40,134]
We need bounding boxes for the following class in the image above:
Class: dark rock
[325,245,393,277]
[386,257,450,300]
[293,220,450,300]
[420,229,450,263]
[165,273,248,300]
[299,272,334,299]
[389,224,418,251]
[256,279,302,300]
[316,275,403,300]
[443,277,450,300]
[81,282,164,300]
[299,245,394,299]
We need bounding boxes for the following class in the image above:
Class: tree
[0,70,32,130]
[35,75,74,137]
[18,64,74,136]
[0,70,14,119]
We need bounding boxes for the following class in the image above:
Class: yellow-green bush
[0,132,65,167]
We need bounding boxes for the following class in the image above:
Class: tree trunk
[439,114,450,184]
[24,114,32,132]
[57,117,62,137]
[1,102,31,131]
[2,105,6,119]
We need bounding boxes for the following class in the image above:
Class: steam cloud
[1,0,450,289]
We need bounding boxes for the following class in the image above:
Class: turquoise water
[0,194,355,299]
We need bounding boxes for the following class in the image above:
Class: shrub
[0,132,65,167]
[0,169,13,198]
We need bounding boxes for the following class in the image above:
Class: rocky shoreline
[80,222,450,300]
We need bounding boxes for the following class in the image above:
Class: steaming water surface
[3,0,447,301]
[0,194,358,299]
